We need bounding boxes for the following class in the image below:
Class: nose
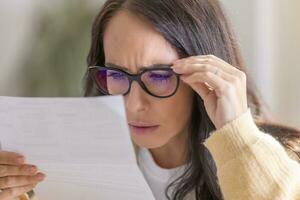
[125,81,149,113]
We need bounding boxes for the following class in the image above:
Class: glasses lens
[141,70,178,97]
[93,67,130,95]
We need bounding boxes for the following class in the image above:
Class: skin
[103,10,248,168]
[103,10,194,168]
[0,151,45,200]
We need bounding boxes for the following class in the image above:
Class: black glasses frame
[88,64,181,98]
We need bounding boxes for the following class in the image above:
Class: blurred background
[0,0,299,127]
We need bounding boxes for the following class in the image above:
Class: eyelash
[148,73,172,79]
[107,72,126,79]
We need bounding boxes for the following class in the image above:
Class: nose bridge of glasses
[127,73,141,82]
[128,80,150,99]
[126,73,148,93]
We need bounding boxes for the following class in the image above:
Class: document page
[0,96,154,200]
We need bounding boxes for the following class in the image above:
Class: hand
[0,151,46,200]
[172,55,248,130]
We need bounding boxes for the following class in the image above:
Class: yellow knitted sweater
[203,109,300,200]
[20,109,300,200]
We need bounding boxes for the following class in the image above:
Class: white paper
[0,96,154,200]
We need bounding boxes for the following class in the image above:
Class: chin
[130,134,168,149]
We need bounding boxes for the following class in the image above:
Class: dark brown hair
[83,0,300,199]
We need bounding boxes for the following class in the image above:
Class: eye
[148,71,173,81]
[147,71,173,84]
[107,71,126,80]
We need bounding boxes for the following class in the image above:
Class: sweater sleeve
[203,108,300,200]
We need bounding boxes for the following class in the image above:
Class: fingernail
[173,60,182,65]
[36,173,46,180]
[172,67,181,73]
[16,156,25,164]
[171,64,181,68]
[28,166,37,173]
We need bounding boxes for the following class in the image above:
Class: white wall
[272,1,300,127]
[0,0,36,95]
[222,0,300,127]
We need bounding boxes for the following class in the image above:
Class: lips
[128,122,160,135]
[128,122,159,127]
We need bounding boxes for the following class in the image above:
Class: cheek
[131,82,194,148]
[162,82,194,132]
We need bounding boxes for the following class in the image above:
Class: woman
[84,0,300,199]
[0,0,299,199]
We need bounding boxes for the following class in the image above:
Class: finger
[173,57,235,75]
[177,54,230,69]
[0,165,38,177]
[198,55,230,66]
[188,82,212,99]
[0,184,36,200]
[197,55,246,78]
[0,173,45,189]
[173,63,236,82]
[173,54,241,75]
[0,152,25,165]
[181,71,229,95]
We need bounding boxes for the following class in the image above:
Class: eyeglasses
[88,64,180,98]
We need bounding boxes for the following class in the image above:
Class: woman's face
[103,11,194,149]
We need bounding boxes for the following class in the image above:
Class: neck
[149,128,189,169]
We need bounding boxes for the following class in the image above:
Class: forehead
[103,10,178,68]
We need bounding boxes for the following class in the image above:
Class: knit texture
[204,109,300,200]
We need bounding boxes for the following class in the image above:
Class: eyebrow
[105,62,172,72]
